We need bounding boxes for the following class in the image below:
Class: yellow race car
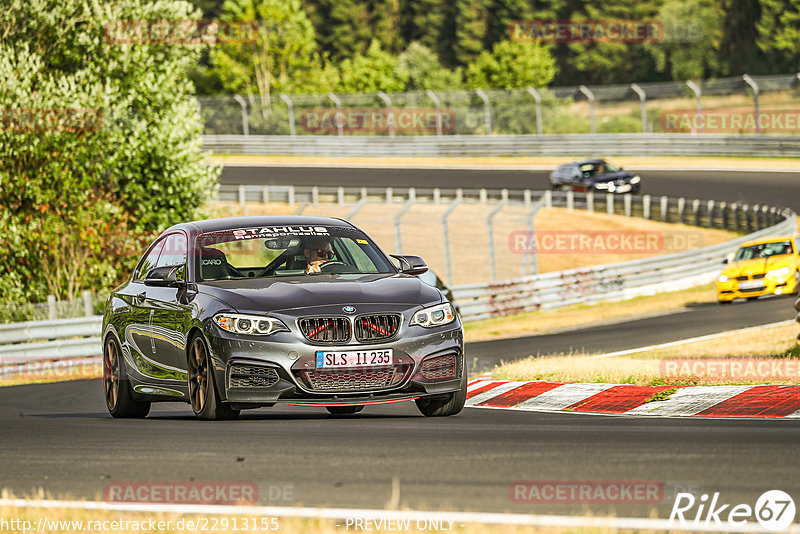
[717,235,800,303]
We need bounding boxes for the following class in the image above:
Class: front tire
[415,367,467,417]
[103,336,150,418]
[188,333,239,421]
[326,405,364,415]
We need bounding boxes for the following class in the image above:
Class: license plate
[315,349,393,369]
[739,280,764,290]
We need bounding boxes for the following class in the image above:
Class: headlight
[214,313,289,335]
[767,267,791,278]
[594,182,609,189]
[630,175,641,184]
[718,275,729,283]
[410,303,455,328]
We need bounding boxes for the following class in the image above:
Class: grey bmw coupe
[102,216,466,420]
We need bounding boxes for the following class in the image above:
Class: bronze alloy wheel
[103,338,120,410]
[188,337,209,413]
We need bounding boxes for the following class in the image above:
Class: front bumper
[206,320,464,407]
[716,275,796,301]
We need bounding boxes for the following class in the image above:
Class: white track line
[589,320,795,359]
[0,498,790,533]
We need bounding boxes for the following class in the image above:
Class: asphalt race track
[3,165,800,519]
[2,296,798,517]
[221,166,800,211]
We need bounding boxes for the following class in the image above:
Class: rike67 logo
[670,490,795,531]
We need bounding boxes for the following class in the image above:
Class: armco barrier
[202,133,800,158]
[452,213,797,322]
[0,316,102,364]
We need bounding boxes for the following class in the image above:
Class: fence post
[720,201,728,229]
[677,197,685,223]
[501,188,509,203]
[82,291,93,317]
[743,204,751,232]
[232,95,249,136]
[262,185,270,205]
[360,187,368,200]
[566,190,574,210]
[606,193,614,215]
[475,89,492,135]
[486,200,507,282]
[48,295,56,321]
[386,187,393,204]
[544,190,552,208]
[643,194,651,219]
[377,91,395,137]
[311,186,319,206]
[433,188,441,205]
[630,83,647,132]
[426,90,443,136]
[579,85,596,134]
[287,185,295,205]
[692,199,700,226]
[394,198,415,254]
[327,92,344,136]
[707,200,715,228]
[337,186,345,205]
[442,198,463,285]
[279,93,295,136]
[479,188,487,203]
[347,197,368,219]
[686,81,702,134]
[743,74,760,134]
[661,196,669,221]
[522,201,545,276]
[238,185,246,215]
[526,87,544,135]
[624,194,632,217]
[587,191,594,212]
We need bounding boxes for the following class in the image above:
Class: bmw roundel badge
[342,305,356,313]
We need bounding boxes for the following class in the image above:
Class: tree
[466,40,557,89]
[210,0,328,120]
[396,42,463,90]
[305,0,373,60]
[336,39,409,92]
[720,0,764,76]
[645,0,723,81]
[756,0,800,73]
[0,0,218,304]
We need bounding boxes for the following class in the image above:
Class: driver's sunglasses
[314,249,334,259]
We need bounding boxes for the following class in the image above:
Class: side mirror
[721,258,728,264]
[144,266,186,287]
[390,254,428,275]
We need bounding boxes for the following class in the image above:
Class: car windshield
[733,240,793,261]
[195,225,395,281]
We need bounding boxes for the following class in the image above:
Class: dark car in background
[102,216,466,420]
[549,159,641,194]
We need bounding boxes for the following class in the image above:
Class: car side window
[339,238,379,273]
[133,239,166,281]
[155,233,188,281]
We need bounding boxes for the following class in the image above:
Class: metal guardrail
[203,134,800,158]
[452,214,797,322]
[0,316,102,364]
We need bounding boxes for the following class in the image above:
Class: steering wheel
[319,260,347,273]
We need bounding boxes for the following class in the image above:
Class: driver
[303,237,335,274]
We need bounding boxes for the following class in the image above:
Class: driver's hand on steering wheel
[306,261,324,274]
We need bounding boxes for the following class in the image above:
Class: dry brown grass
[492,322,800,386]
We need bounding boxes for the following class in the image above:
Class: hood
[723,256,791,277]
[198,273,443,312]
